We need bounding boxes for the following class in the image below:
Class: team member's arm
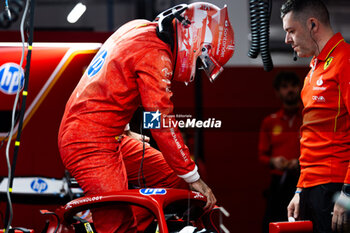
[333,55,350,232]
[135,48,197,180]
[134,48,216,209]
[340,54,350,184]
[258,118,287,170]
[333,185,350,232]
[287,188,302,220]
[258,118,272,165]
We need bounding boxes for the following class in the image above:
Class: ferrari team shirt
[298,33,350,188]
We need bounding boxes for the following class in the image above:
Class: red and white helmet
[169,2,235,83]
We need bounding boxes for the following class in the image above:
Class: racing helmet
[156,2,235,83]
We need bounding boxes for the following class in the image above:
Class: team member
[259,71,302,233]
[281,0,350,232]
[58,2,234,232]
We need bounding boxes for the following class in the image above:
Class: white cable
[219,206,230,217]
[4,0,30,232]
[220,224,230,233]
[219,206,230,233]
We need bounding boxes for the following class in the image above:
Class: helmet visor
[199,51,223,82]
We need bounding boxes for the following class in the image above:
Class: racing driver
[58,2,235,232]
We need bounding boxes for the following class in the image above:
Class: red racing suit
[58,19,198,232]
[298,33,350,188]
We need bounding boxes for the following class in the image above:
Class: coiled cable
[259,0,273,71]
[248,0,274,71]
[248,0,260,58]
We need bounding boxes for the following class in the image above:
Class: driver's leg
[121,135,188,231]
[61,141,137,233]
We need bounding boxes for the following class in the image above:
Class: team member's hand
[271,156,288,170]
[333,192,348,232]
[287,158,299,170]
[124,130,150,145]
[190,178,216,211]
[287,191,301,219]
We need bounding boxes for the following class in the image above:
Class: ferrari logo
[324,57,333,70]
[272,125,282,136]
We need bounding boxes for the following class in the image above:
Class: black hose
[248,0,274,71]
[248,0,260,58]
[259,0,273,71]
[40,212,60,233]
[4,0,35,228]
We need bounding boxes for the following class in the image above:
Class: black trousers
[300,183,343,233]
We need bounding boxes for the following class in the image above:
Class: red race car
[40,188,228,233]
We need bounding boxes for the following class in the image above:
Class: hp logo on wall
[31,178,48,193]
[87,49,107,78]
[0,63,25,95]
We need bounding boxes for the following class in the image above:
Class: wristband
[295,190,301,194]
[178,165,200,183]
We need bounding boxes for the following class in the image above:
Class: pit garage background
[0,0,349,232]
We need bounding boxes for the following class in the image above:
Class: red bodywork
[41,189,216,233]
[0,43,101,177]
[0,43,100,231]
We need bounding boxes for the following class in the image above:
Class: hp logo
[87,49,107,78]
[139,188,167,195]
[0,63,25,95]
[30,178,48,193]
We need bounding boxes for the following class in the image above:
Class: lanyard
[310,58,318,84]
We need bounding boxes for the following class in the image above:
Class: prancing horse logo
[324,57,333,70]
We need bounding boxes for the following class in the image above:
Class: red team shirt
[259,108,302,175]
[298,33,350,188]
